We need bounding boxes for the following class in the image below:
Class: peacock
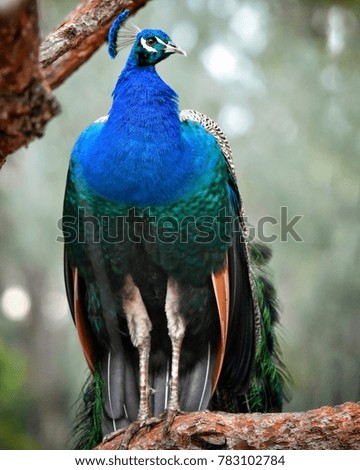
[62,10,287,449]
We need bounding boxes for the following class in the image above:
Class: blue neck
[108,63,181,146]
[79,63,198,206]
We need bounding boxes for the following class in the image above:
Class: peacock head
[108,10,186,66]
[132,29,186,66]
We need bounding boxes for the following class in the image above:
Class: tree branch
[40,0,150,90]
[96,402,360,450]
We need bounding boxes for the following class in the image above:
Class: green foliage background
[0,0,359,448]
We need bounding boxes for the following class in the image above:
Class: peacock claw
[162,409,184,436]
[102,427,126,444]
[118,420,142,449]
[115,416,163,449]
[102,411,184,448]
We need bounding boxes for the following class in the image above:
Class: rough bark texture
[41,0,150,89]
[96,402,360,450]
[0,0,59,166]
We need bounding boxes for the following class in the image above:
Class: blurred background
[0,0,359,449]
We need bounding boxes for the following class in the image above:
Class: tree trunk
[96,402,360,450]
[0,0,59,165]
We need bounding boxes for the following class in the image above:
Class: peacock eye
[146,37,157,47]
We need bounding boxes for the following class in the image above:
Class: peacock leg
[121,274,154,447]
[164,277,186,430]
[103,274,153,448]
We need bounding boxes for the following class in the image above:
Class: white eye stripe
[140,37,157,53]
[155,36,167,46]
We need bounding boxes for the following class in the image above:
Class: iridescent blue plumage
[64,11,287,449]
[108,9,130,59]
[76,64,219,206]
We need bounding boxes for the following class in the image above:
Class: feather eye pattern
[108,9,140,59]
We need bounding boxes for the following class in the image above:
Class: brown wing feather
[211,254,230,393]
[73,268,96,374]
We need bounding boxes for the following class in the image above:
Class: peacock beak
[165,41,187,56]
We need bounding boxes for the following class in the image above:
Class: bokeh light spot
[1,286,31,321]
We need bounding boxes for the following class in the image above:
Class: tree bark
[40,0,150,89]
[96,402,360,450]
[0,0,59,165]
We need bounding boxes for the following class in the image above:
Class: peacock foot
[102,416,162,449]
[102,411,185,449]
[102,427,126,445]
[162,408,184,436]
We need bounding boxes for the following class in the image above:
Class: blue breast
[72,64,221,206]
